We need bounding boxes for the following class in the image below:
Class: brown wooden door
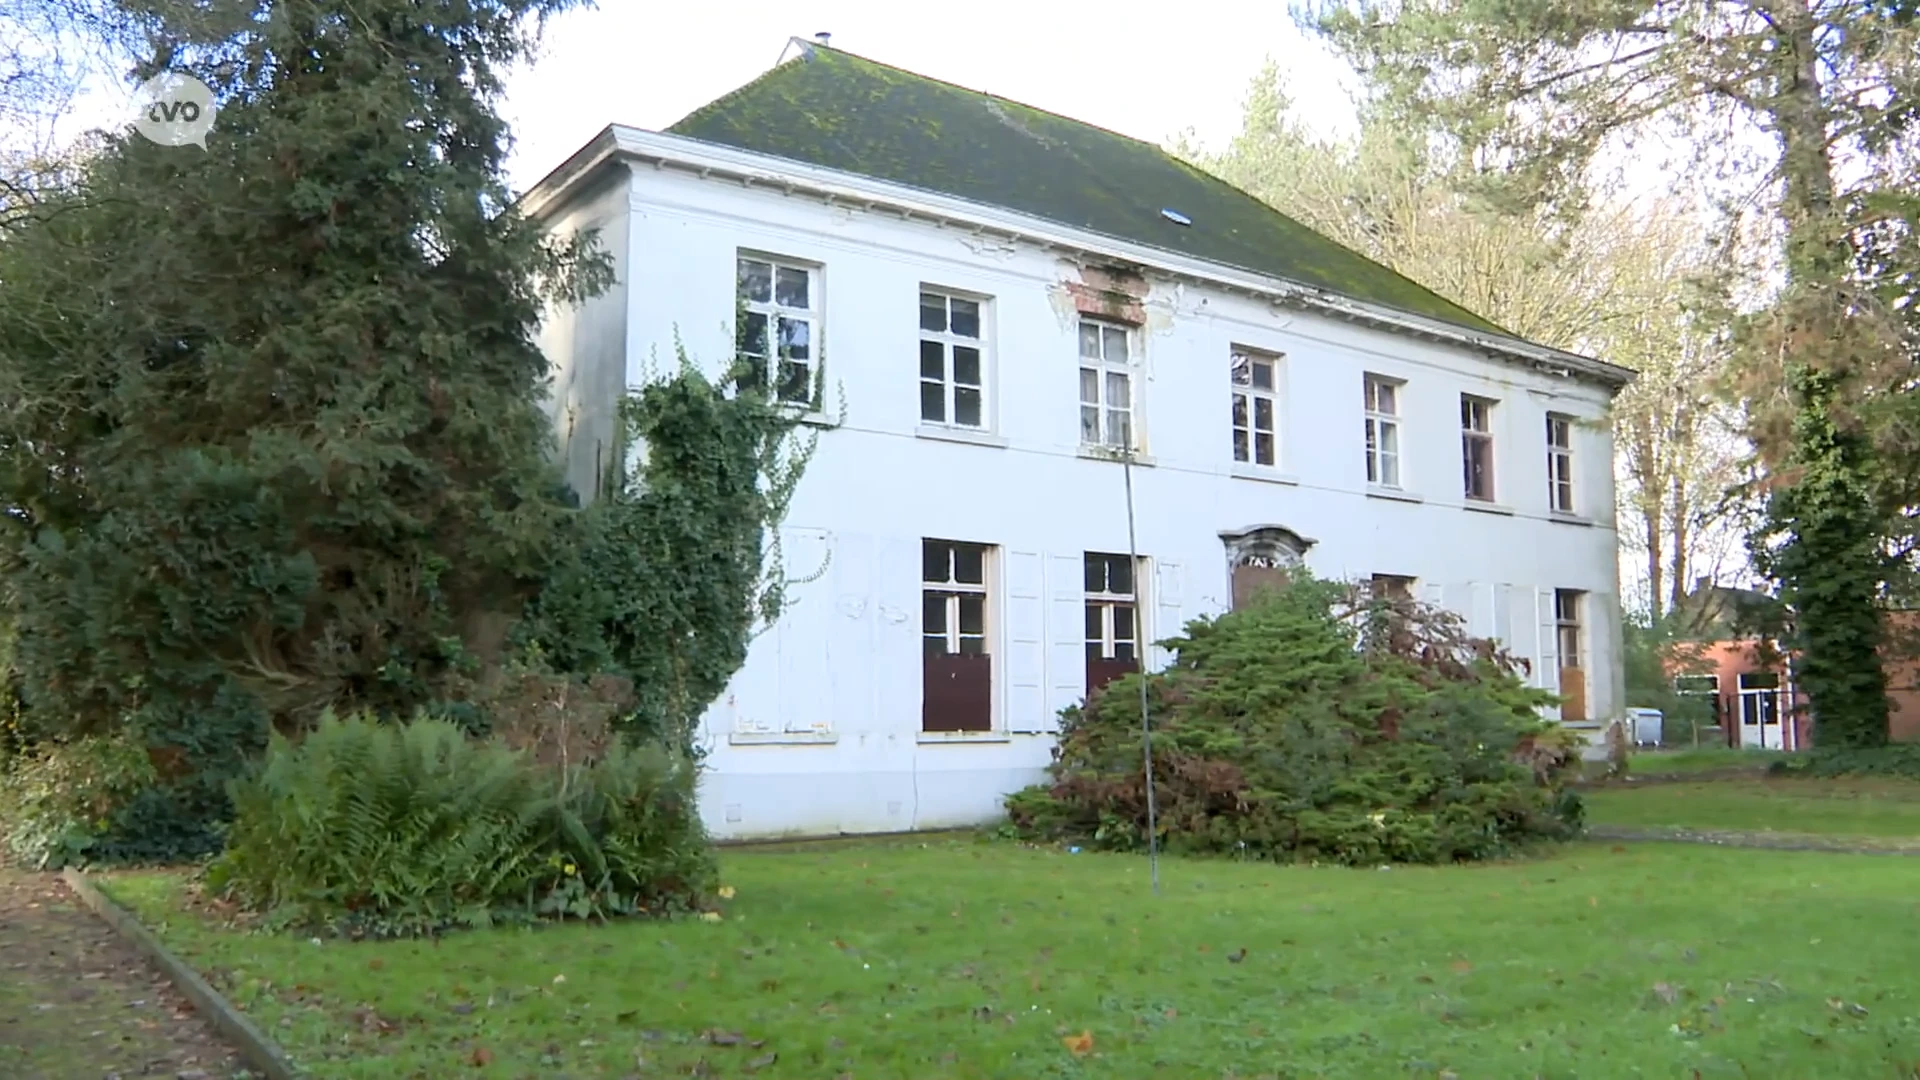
[1559,666,1587,722]
[1085,657,1138,700]
[923,654,992,732]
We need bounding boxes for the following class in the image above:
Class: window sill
[1463,500,1516,516]
[917,731,1013,744]
[728,731,840,746]
[771,402,835,428]
[1549,511,1593,527]
[1230,464,1299,486]
[915,424,1009,449]
[1076,445,1155,467]
[1365,485,1422,504]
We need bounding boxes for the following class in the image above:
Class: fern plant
[209,710,712,935]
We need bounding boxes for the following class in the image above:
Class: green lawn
[1617,747,1790,776]
[102,838,1920,1079]
[1585,777,1920,839]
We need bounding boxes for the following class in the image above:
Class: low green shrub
[206,710,714,935]
[1769,743,1920,779]
[0,733,160,869]
[1005,574,1584,865]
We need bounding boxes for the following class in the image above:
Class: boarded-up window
[1231,557,1291,610]
[923,539,992,732]
[1555,588,1586,722]
[1084,552,1140,696]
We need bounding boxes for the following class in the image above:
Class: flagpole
[1120,445,1160,895]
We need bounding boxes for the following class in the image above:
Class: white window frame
[1462,395,1497,502]
[1363,374,1402,488]
[1078,318,1136,450]
[1547,413,1575,514]
[1554,589,1582,665]
[736,252,819,406]
[922,540,991,657]
[919,288,990,430]
[1084,552,1143,662]
[1231,347,1281,468]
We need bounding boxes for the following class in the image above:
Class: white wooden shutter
[1046,552,1086,727]
[1491,583,1513,648]
[1470,582,1497,639]
[1152,559,1184,671]
[777,529,834,732]
[1536,587,1562,719]
[1006,550,1049,733]
[1421,582,1446,610]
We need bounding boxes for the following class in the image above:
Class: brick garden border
[61,868,301,1080]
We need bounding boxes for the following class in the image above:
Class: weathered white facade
[529,125,1631,841]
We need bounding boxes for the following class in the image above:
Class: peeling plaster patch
[1053,260,1151,329]
[836,595,868,619]
[877,604,909,625]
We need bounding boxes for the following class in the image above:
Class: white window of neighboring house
[1461,394,1496,502]
[919,290,987,429]
[1547,413,1575,513]
[1363,374,1402,488]
[1231,347,1280,467]
[736,254,817,405]
[1078,318,1135,449]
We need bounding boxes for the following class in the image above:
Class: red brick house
[1666,581,1920,749]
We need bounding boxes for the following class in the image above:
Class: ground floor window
[923,539,992,732]
[1084,552,1140,697]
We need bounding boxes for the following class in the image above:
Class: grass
[1586,776,1920,839]
[102,838,1920,1080]
[1617,747,1791,776]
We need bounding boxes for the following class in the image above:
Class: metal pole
[1121,448,1160,895]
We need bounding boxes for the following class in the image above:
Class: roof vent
[814,31,832,45]
[1161,208,1192,226]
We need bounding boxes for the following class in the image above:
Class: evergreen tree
[0,0,601,847]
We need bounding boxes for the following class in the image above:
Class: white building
[526,37,1634,841]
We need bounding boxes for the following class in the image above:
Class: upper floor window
[1230,347,1280,467]
[920,290,987,429]
[1363,374,1402,488]
[736,254,816,405]
[1078,319,1134,449]
[1547,413,1575,513]
[1461,395,1496,502]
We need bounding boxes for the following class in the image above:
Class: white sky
[498,1,1359,193]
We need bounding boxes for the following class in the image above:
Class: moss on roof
[667,43,1507,336]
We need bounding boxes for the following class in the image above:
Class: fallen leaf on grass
[1450,961,1473,974]
[717,886,736,899]
[745,1053,778,1072]
[469,1047,493,1066]
[1227,949,1248,964]
[699,912,723,923]
[704,1028,745,1046]
[1062,1030,1094,1055]
[1652,982,1678,1005]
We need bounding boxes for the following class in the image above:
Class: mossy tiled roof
[667,43,1506,336]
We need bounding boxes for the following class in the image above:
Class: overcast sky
[498,2,1358,192]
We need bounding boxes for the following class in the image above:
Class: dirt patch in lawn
[0,867,248,1080]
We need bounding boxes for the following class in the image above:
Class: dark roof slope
[667,43,1507,336]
